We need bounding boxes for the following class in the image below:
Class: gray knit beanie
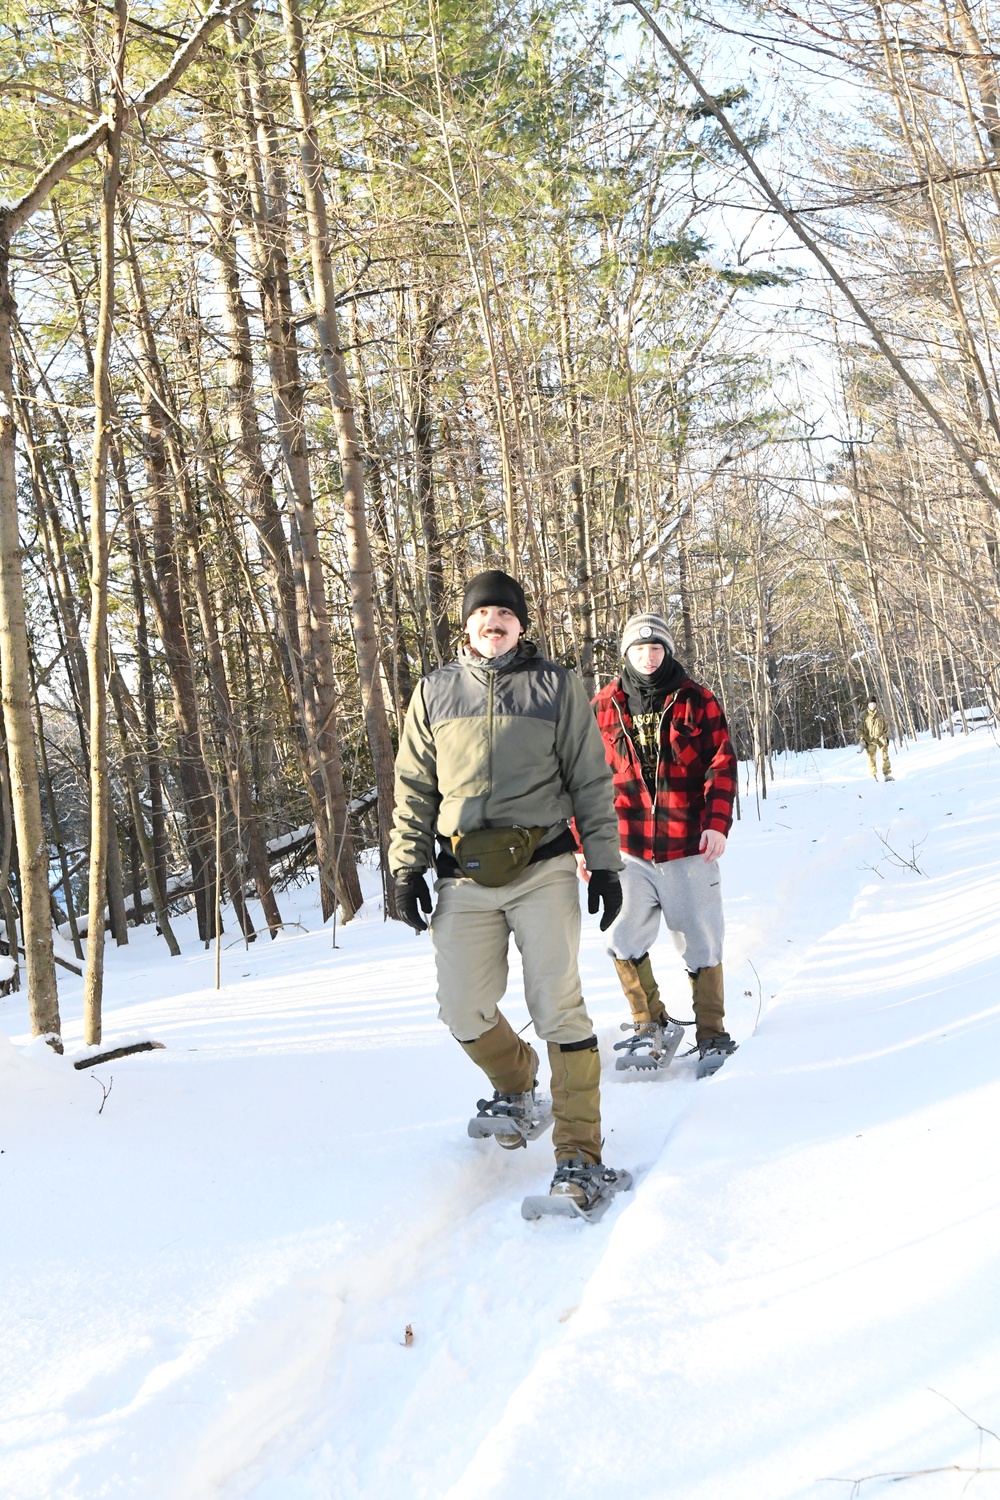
[621,612,675,657]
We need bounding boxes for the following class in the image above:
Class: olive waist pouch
[449,826,546,887]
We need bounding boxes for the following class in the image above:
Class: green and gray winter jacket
[389,642,622,876]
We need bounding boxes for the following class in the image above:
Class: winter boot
[613,954,682,1070]
[613,954,669,1026]
[470,1080,549,1149]
[460,1013,540,1149]
[688,963,727,1044]
[698,1031,737,1060]
[547,1037,602,1166]
[548,1156,631,1212]
[696,1031,738,1078]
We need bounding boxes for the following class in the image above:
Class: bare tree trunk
[0,737,21,987]
[281,0,398,909]
[405,294,449,667]
[202,136,299,642]
[109,667,180,955]
[175,419,280,938]
[349,299,414,719]
[230,9,362,919]
[0,227,60,1043]
[555,251,597,692]
[142,398,219,941]
[676,491,696,667]
[105,813,129,947]
[0,0,245,1034]
[29,652,83,961]
[82,0,127,1044]
[118,476,168,899]
[847,455,899,738]
[13,353,91,746]
[120,222,229,941]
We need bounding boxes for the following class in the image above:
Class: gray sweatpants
[430,853,595,1046]
[606,853,724,971]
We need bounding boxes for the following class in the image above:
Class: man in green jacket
[860,698,893,781]
[389,570,626,1210]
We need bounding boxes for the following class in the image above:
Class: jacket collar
[458,639,538,678]
[601,674,695,720]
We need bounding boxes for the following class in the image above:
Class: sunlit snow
[2,731,998,1499]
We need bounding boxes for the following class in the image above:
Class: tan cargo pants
[430,853,595,1046]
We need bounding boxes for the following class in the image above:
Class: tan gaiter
[458,1011,537,1094]
[614,955,668,1026]
[690,963,726,1042]
[548,1040,602,1165]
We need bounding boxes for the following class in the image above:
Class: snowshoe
[613,1018,685,1072]
[696,1032,738,1079]
[521,1158,633,1223]
[468,1086,552,1149]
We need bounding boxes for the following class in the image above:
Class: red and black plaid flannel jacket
[592,677,737,862]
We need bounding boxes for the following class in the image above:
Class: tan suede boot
[459,1012,537,1095]
[548,1039,602,1165]
[689,963,726,1043]
[613,954,668,1026]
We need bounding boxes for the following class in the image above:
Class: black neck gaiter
[621,654,687,788]
[622,653,686,714]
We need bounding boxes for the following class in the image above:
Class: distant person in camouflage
[860,699,893,782]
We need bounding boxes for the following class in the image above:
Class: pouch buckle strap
[450,825,546,886]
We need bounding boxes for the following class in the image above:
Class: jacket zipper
[486,670,528,862]
[612,698,648,808]
[487,670,495,798]
[613,690,679,823]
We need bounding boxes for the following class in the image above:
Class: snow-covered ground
[3,732,999,1500]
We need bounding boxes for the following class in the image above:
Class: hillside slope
[2,733,998,1500]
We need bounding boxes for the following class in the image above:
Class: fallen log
[73,1041,165,1070]
[16,943,81,978]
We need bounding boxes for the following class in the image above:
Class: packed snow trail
[445,748,1000,1500]
[2,733,999,1499]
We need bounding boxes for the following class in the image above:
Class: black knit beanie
[461,570,529,630]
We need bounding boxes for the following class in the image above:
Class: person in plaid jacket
[591,612,738,1066]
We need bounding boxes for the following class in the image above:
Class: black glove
[587,869,623,931]
[394,870,433,933]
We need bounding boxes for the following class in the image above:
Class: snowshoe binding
[613,1017,685,1072]
[696,1032,738,1079]
[521,1157,633,1223]
[468,1085,552,1149]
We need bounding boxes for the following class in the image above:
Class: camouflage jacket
[860,709,889,747]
